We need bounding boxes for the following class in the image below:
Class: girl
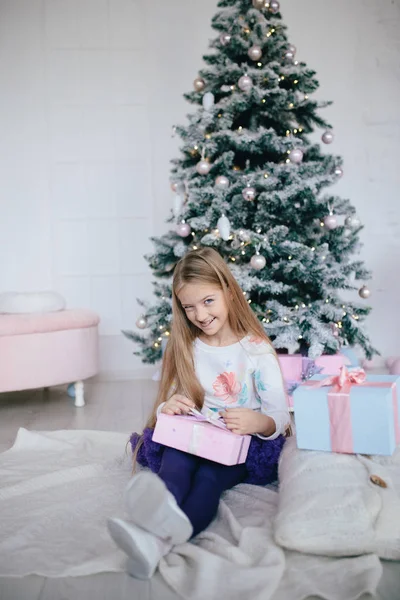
[108,247,290,579]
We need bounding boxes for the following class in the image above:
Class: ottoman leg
[74,381,85,408]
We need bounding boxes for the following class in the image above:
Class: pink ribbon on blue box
[306,366,400,453]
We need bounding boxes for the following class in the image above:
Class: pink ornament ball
[176,222,191,237]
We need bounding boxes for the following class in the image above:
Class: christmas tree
[124,0,377,364]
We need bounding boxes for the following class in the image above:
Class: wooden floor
[0,380,399,600]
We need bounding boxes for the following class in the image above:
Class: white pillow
[274,436,400,559]
[0,292,66,314]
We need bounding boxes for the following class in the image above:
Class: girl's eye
[205,299,214,305]
[183,306,193,311]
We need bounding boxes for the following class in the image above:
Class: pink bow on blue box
[293,367,400,455]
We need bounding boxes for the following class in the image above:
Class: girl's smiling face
[178,283,231,338]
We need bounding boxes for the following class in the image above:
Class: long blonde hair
[137,248,275,444]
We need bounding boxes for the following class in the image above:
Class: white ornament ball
[217,214,231,241]
[215,175,230,189]
[250,254,266,270]
[252,0,265,8]
[324,214,338,230]
[196,160,211,175]
[334,167,344,178]
[193,77,205,92]
[322,130,334,144]
[202,92,215,111]
[173,194,184,217]
[242,186,257,201]
[289,148,304,164]
[288,44,297,54]
[170,182,178,192]
[269,0,280,14]
[238,75,253,92]
[136,316,147,330]
[359,285,371,299]
[248,45,262,61]
[220,33,232,46]
[176,222,191,237]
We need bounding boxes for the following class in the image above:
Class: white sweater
[159,336,290,440]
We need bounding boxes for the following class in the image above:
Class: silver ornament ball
[196,159,211,175]
[322,130,334,144]
[193,77,205,92]
[284,50,295,62]
[289,148,304,164]
[170,182,178,192]
[136,316,147,330]
[242,186,257,201]
[251,254,266,270]
[269,0,280,14]
[238,75,253,91]
[220,33,232,46]
[334,167,344,178]
[324,214,338,230]
[215,175,230,189]
[176,222,191,238]
[252,0,265,8]
[359,285,371,299]
[248,45,262,61]
[288,44,297,54]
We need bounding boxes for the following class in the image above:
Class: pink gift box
[278,354,350,409]
[153,413,251,466]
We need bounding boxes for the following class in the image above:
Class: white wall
[0,0,399,377]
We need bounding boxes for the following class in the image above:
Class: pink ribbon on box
[307,367,400,453]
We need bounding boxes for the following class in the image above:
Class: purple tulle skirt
[130,428,286,486]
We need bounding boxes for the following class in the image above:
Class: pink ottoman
[0,309,100,407]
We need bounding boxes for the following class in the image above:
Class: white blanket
[0,429,383,600]
[275,437,400,560]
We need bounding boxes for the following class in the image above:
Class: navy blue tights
[157,447,247,538]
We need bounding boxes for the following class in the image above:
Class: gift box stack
[293,367,400,456]
[278,354,350,410]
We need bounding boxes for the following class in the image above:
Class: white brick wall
[0,0,399,377]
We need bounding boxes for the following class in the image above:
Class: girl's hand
[222,408,276,436]
[161,394,195,416]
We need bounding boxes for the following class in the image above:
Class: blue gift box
[293,373,400,455]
